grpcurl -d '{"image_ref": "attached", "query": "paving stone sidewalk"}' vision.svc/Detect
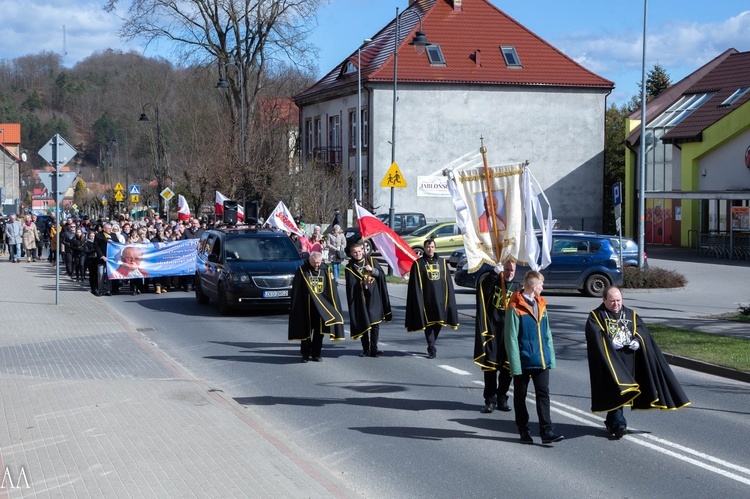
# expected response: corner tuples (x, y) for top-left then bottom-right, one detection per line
(0, 259), (355, 499)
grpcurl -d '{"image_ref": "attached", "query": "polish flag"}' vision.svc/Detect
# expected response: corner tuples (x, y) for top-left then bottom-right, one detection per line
(266, 201), (303, 235)
(355, 203), (418, 278)
(215, 191), (244, 221)
(177, 195), (191, 221)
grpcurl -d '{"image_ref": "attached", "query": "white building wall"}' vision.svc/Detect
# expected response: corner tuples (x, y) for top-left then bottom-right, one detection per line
(699, 127), (750, 190)
(369, 83), (608, 231)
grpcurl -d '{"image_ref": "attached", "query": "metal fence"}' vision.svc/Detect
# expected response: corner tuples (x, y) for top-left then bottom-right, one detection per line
(698, 232), (750, 260)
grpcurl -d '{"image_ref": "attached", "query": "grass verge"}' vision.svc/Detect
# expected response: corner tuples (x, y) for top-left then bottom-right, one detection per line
(649, 324), (750, 372)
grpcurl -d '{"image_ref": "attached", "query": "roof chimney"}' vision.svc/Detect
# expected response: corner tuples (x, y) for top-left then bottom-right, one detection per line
(474, 49), (481, 67)
(453, 0), (463, 11)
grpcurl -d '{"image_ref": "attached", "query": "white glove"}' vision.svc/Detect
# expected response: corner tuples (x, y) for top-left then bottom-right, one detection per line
(629, 340), (640, 351)
(611, 339), (624, 350)
(494, 264), (503, 275)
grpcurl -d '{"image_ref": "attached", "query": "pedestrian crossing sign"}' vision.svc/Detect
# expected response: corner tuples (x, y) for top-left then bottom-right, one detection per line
(380, 162), (407, 188)
(129, 185), (140, 195)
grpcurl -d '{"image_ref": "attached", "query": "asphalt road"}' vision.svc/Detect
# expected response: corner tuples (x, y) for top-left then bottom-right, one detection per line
(107, 253), (750, 498)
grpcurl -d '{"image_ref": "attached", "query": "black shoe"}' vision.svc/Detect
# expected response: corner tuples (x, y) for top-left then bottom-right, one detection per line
(520, 432), (534, 444)
(359, 351), (370, 357)
(541, 433), (564, 444)
(370, 350), (383, 357)
(612, 426), (627, 438)
(301, 357), (309, 363)
(103, 291), (112, 296)
(497, 397), (511, 412)
(92, 291), (101, 297)
(481, 402), (496, 414)
(312, 356), (322, 362)
(427, 352), (436, 359)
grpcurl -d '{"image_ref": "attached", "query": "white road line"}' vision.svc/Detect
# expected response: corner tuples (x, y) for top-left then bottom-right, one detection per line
(445, 367), (750, 485)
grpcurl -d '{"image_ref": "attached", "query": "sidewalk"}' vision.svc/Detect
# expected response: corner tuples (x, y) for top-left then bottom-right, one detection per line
(0, 259), (355, 498)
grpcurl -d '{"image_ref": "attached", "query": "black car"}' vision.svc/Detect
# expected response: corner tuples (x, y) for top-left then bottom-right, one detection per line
(344, 212), (427, 255)
(194, 227), (303, 314)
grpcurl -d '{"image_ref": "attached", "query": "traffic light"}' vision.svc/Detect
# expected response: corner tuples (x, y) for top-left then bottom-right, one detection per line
(223, 200), (239, 225)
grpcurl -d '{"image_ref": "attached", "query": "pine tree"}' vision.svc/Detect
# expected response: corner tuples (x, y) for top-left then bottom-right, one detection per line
(632, 63), (672, 107)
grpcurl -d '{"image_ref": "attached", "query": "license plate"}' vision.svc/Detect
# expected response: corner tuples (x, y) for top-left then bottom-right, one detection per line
(263, 290), (289, 298)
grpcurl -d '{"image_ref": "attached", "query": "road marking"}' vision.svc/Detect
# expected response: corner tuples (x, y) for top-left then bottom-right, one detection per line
(439, 366), (472, 375)
(445, 368), (750, 485)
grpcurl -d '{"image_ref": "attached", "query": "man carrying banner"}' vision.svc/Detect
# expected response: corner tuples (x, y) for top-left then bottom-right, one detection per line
(288, 251), (345, 362)
(345, 242), (391, 357)
(405, 239), (458, 359)
(475, 260), (516, 414)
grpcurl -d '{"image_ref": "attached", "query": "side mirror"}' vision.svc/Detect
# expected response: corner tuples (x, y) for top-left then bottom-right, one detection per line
(207, 253), (219, 263)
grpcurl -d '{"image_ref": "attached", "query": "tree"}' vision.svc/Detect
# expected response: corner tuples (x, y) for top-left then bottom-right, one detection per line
(603, 103), (630, 234)
(632, 63), (672, 108)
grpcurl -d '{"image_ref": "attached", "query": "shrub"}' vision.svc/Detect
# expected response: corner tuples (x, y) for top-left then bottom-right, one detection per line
(622, 266), (687, 289)
(738, 303), (750, 316)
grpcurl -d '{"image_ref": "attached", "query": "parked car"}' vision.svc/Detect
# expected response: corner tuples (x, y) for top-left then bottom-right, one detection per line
(401, 222), (463, 257)
(454, 233), (623, 297)
(344, 212), (427, 255)
(447, 248), (465, 268)
(194, 227), (303, 314)
(605, 236), (648, 268)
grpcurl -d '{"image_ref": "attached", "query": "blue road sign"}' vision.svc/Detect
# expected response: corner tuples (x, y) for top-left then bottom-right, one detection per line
(129, 185), (140, 195)
(612, 182), (622, 206)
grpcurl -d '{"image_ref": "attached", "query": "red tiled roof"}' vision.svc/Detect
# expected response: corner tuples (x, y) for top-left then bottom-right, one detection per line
(660, 51), (750, 144)
(296, 0), (612, 102)
(0, 123), (21, 144)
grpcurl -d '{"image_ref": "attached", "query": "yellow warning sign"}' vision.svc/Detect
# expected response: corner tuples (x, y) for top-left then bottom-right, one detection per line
(130, 194), (139, 203)
(380, 162), (407, 188)
(114, 182), (124, 192)
(114, 191), (124, 202)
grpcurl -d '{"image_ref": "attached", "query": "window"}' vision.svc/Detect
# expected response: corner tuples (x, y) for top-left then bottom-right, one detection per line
(348, 109), (357, 149)
(343, 61), (356, 75)
(426, 45), (446, 66)
(720, 86), (750, 106)
(314, 117), (322, 149)
(305, 119), (313, 158)
(501, 46), (521, 67)
(329, 115), (340, 149)
(361, 108), (369, 148)
(650, 93), (714, 128)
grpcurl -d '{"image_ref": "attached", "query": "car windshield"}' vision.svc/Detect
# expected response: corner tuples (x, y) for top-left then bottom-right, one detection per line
(224, 237), (298, 262)
(409, 224), (440, 237)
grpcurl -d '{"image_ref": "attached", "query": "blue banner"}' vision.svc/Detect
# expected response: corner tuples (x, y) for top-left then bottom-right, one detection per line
(106, 240), (198, 279)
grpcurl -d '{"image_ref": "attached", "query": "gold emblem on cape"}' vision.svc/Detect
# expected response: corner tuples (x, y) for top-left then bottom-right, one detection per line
(309, 276), (324, 294)
(492, 285), (512, 310)
(426, 263), (440, 281)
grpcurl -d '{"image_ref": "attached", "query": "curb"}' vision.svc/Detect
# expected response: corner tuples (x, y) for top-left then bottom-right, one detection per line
(663, 354), (750, 384)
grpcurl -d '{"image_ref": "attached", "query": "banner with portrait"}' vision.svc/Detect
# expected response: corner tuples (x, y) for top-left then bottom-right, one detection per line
(106, 239), (199, 279)
(448, 163), (552, 272)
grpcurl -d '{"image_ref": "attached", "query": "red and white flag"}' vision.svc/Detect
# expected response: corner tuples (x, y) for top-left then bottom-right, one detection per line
(266, 201), (303, 235)
(355, 203), (418, 278)
(177, 194), (191, 221)
(215, 191), (244, 221)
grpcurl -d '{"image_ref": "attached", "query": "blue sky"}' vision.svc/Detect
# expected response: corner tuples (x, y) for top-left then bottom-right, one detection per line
(1, 0), (748, 105)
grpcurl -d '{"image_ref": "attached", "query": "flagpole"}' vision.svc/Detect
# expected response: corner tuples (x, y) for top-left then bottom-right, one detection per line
(479, 137), (507, 304)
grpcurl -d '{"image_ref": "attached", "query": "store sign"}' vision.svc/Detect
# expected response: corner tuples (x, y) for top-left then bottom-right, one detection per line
(416, 176), (450, 197)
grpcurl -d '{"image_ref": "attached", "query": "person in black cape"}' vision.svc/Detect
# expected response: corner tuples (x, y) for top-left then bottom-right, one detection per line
(288, 251), (345, 362)
(475, 261), (516, 414)
(345, 242), (392, 357)
(585, 286), (691, 438)
(405, 239), (459, 358)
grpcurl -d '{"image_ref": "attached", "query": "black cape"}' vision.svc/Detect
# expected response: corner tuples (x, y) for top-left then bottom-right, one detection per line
(585, 304), (691, 413)
(405, 255), (459, 332)
(345, 256), (392, 339)
(288, 261), (345, 341)
(474, 272), (514, 370)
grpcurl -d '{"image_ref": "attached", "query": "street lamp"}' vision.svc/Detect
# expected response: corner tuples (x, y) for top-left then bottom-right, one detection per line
(637, 0), (648, 269)
(357, 38), (373, 204)
(0, 128), (5, 215)
(139, 103), (165, 216)
(389, 6), (431, 231)
(216, 58), (245, 166)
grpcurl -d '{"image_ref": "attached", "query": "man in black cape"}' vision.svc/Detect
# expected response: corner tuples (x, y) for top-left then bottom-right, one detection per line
(288, 251), (345, 362)
(585, 286), (690, 438)
(405, 239), (459, 358)
(474, 261), (516, 413)
(345, 242), (392, 357)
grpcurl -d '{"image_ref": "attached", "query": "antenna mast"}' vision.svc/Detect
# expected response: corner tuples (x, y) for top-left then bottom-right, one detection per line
(62, 25), (68, 56)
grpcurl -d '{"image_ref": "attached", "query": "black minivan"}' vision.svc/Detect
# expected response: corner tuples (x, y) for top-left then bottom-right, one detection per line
(194, 227), (302, 314)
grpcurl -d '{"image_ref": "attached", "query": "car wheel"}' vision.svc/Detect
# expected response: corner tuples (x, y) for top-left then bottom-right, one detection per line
(583, 273), (610, 297)
(363, 240), (373, 254)
(412, 247), (424, 258)
(195, 277), (209, 304)
(217, 282), (231, 315)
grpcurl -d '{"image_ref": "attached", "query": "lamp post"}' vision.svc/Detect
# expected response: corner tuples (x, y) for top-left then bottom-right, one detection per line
(0, 128), (5, 215)
(139, 103), (165, 216)
(637, 0), (648, 269)
(357, 39), (373, 204)
(389, 7), (431, 231)
(216, 58), (245, 166)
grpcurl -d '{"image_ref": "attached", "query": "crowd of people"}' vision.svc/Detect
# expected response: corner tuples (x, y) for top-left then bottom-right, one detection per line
(288, 235), (690, 445)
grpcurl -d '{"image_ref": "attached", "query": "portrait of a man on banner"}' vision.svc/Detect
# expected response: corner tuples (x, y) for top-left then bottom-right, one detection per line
(477, 192), (506, 234)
